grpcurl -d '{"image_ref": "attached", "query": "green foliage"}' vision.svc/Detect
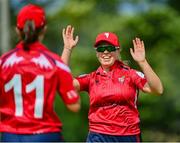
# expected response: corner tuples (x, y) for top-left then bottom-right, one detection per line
(55, 92), (89, 141)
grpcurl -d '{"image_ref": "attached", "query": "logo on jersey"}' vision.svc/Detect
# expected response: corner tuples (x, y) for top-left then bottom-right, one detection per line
(118, 76), (125, 83)
(31, 54), (53, 69)
(2, 53), (24, 68)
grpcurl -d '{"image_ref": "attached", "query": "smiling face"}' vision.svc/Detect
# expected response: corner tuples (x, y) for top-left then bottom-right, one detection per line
(96, 42), (120, 71)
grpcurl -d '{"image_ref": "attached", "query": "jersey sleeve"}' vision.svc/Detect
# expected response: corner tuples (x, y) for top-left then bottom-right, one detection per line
(0, 58), (2, 94)
(130, 69), (147, 90)
(76, 74), (90, 91)
(56, 60), (79, 104)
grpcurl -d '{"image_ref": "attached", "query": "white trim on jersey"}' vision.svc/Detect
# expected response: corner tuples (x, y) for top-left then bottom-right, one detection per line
(78, 74), (88, 78)
(55, 60), (71, 73)
(2, 53), (24, 68)
(31, 54), (53, 69)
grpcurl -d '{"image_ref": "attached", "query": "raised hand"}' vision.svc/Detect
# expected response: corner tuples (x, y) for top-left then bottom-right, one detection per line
(130, 38), (146, 63)
(62, 25), (79, 50)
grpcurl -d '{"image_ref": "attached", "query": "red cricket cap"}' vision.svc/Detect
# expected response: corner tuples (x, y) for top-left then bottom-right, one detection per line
(17, 4), (46, 29)
(94, 32), (120, 47)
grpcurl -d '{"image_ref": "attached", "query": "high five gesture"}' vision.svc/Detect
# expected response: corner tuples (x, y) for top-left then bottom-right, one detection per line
(131, 38), (163, 95)
(62, 25), (79, 65)
(130, 38), (146, 63)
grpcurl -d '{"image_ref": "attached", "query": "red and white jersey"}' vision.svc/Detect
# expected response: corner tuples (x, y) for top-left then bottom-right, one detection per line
(0, 41), (79, 134)
(76, 60), (147, 136)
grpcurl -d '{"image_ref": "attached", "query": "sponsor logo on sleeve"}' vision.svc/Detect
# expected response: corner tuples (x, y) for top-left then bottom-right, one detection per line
(136, 71), (145, 78)
(67, 90), (78, 99)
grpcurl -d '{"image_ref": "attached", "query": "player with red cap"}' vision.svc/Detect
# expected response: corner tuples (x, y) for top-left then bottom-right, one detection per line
(0, 4), (80, 142)
(61, 25), (163, 142)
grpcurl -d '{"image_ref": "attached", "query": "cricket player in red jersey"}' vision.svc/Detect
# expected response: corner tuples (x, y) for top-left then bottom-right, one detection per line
(0, 4), (80, 142)
(61, 25), (163, 142)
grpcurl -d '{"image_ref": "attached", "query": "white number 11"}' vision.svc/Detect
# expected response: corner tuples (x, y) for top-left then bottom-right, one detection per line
(4, 74), (44, 118)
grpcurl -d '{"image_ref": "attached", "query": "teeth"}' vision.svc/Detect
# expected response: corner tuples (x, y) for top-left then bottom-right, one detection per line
(101, 54), (111, 59)
(103, 57), (111, 59)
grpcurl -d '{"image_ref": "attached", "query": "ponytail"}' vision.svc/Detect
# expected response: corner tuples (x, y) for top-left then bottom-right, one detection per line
(21, 20), (43, 51)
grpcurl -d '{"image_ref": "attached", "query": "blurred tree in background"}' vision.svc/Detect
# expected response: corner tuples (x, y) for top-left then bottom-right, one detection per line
(1, 0), (180, 141)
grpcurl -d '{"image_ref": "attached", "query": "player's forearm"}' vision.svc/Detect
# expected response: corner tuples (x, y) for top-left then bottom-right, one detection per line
(61, 47), (72, 65)
(138, 59), (163, 95)
(66, 98), (81, 112)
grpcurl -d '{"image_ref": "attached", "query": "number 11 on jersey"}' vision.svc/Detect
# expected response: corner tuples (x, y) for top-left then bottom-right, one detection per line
(5, 74), (44, 118)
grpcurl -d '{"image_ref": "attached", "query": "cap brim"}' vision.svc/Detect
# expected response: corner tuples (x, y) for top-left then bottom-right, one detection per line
(94, 40), (117, 47)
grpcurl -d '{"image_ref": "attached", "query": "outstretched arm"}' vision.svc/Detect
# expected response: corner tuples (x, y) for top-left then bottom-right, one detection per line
(61, 25), (79, 65)
(61, 25), (80, 91)
(130, 38), (163, 95)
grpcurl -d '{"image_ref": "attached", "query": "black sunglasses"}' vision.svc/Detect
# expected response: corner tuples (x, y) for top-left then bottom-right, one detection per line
(95, 45), (118, 52)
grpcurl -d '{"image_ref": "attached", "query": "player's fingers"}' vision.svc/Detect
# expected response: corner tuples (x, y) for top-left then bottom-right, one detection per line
(71, 27), (74, 38)
(130, 48), (134, 56)
(62, 28), (65, 37)
(141, 41), (145, 51)
(136, 37), (141, 47)
(66, 25), (71, 35)
(74, 36), (79, 44)
(133, 39), (137, 50)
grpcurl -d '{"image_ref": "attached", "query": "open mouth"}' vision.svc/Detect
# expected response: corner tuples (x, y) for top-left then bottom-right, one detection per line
(101, 57), (112, 63)
(102, 55), (112, 60)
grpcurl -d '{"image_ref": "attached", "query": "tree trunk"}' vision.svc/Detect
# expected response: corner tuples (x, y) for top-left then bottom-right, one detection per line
(0, 0), (10, 54)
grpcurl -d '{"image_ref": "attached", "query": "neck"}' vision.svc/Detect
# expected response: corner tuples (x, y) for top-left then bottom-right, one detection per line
(102, 65), (110, 72)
